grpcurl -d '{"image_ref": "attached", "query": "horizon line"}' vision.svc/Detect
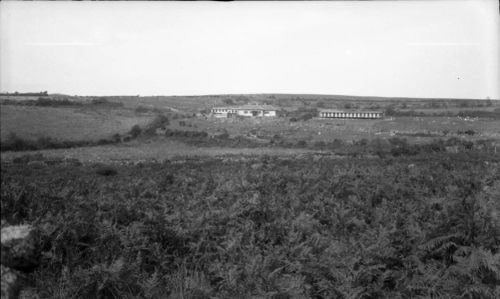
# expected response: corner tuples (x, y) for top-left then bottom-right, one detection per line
(0, 91), (498, 101)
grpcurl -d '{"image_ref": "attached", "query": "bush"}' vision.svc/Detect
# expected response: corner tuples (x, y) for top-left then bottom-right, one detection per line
(95, 165), (118, 176)
(129, 125), (142, 138)
(287, 108), (318, 122)
(90, 98), (124, 108)
(35, 98), (83, 107)
(313, 141), (326, 149)
(296, 140), (308, 147)
(97, 138), (114, 146)
(1, 133), (118, 152)
(134, 106), (152, 113)
(2, 133), (37, 151)
(144, 115), (170, 136)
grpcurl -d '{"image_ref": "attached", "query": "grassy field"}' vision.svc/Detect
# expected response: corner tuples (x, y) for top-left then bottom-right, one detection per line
(168, 116), (500, 143)
(0, 139), (320, 164)
(1, 95), (499, 155)
(0, 105), (154, 142)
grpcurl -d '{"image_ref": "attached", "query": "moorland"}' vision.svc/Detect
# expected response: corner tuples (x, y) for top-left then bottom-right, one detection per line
(1, 92), (500, 298)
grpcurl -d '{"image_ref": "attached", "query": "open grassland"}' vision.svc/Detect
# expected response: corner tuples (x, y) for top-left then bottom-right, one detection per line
(169, 116), (500, 142)
(5, 93), (493, 114)
(1, 153), (499, 298)
(108, 94), (498, 112)
(373, 116), (500, 138)
(2, 95), (499, 155)
(0, 139), (320, 164)
(0, 105), (154, 142)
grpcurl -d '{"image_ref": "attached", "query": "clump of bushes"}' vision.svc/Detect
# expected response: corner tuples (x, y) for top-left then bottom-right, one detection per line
(134, 105), (161, 114)
(296, 140), (307, 147)
(129, 125), (142, 138)
(287, 107), (318, 122)
(143, 115), (170, 136)
(0, 133), (120, 152)
(457, 129), (476, 136)
(90, 98), (124, 108)
(35, 97), (84, 107)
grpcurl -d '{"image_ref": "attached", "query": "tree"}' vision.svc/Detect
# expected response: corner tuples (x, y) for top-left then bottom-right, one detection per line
(316, 101), (326, 108)
(222, 98), (234, 105)
(385, 106), (397, 116)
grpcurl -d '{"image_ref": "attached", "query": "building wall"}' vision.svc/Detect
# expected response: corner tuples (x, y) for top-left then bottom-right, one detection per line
(211, 108), (277, 117)
(319, 111), (383, 119)
(263, 110), (276, 117)
(237, 110), (254, 117)
(236, 110), (276, 117)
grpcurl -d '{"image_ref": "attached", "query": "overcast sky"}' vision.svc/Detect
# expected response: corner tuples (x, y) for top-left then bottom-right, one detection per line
(0, 1), (498, 99)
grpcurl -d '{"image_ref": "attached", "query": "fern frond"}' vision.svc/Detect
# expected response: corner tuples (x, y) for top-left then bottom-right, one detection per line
(420, 233), (463, 253)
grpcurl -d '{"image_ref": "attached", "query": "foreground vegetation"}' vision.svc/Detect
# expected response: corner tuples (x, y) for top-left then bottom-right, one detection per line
(1, 152), (499, 298)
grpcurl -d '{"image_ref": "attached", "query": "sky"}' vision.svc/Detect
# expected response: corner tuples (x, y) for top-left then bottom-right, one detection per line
(0, 1), (498, 99)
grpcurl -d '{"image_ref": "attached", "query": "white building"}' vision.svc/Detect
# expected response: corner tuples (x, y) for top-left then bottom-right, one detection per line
(211, 104), (278, 118)
(318, 109), (384, 119)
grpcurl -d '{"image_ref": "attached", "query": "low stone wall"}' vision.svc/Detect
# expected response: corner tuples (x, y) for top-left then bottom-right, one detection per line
(1, 225), (40, 299)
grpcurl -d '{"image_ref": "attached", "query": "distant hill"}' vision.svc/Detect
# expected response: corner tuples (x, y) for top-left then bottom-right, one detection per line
(2, 92), (497, 113)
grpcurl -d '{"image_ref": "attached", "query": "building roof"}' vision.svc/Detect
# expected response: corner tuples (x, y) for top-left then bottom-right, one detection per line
(318, 109), (384, 114)
(213, 104), (279, 111)
(211, 106), (237, 110)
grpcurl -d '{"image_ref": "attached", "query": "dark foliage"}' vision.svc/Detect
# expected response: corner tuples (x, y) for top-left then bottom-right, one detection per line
(1, 153), (499, 297)
(143, 115), (170, 136)
(95, 165), (118, 176)
(0, 133), (119, 152)
(129, 125), (143, 138)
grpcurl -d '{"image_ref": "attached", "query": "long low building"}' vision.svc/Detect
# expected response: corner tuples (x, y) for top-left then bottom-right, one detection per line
(211, 104), (278, 117)
(319, 109), (384, 119)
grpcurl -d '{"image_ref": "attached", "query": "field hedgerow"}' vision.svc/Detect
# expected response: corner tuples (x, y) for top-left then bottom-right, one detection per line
(1, 153), (500, 298)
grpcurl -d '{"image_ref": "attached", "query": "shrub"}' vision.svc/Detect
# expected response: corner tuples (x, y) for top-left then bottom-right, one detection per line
(134, 106), (152, 113)
(90, 98), (124, 108)
(97, 138), (114, 146)
(35, 98), (83, 107)
(313, 141), (326, 149)
(329, 139), (344, 149)
(129, 125), (142, 138)
(2, 133), (37, 151)
(296, 140), (308, 147)
(144, 115), (170, 136)
(112, 133), (121, 143)
(222, 98), (234, 105)
(95, 165), (118, 176)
